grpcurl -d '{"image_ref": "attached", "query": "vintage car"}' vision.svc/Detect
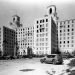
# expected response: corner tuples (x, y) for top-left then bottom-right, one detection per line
(40, 54), (63, 64)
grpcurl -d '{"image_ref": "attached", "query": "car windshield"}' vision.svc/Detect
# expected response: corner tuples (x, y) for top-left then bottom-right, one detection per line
(47, 55), (55, 58)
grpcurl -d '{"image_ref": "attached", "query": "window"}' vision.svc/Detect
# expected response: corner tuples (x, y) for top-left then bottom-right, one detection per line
(46, 28), (48, 32)
(40, 20), (42, 23)
(37, 21), (38, 24)
(46, 33), (48, 36)
(60, 41), (61, 44)
(46, 23), (48, 27)
(60, 34), (62, 36)
(64, 26), (65, 28)
(60, 30), (62, 32)
(72, 20), (74, 23)
(63, 45), (65, 47)
(46, 38), (48, 41)
(63, 33), (65, 36)
(60, 37), (62, 40)
(72, 29), (74, 31)
(40, 29), (42, 32)
(68, 25), (70, 28)
(37, 25), (38, 28)
(67, 33), (69, 35)
(67, 37), (69, 39)
(37, 30), (39, 33)
(67, 29), (69, 32)
(72, 36), (74, 39)
(64, 37), (65, 40)
(40, 25), (42, 27)
(46, 43), (48, 46)
(72, 40), (74, 43)
(43, 19), (44, 23)
(46, 19), (48, 22)
(37, 34), (38, 37)
(64, 29), (65, 32)
(72, 32), (74, 35)
(72, 45), (73, 47)
(67, 45), (69, 47)
(64, 41), (65, 43)
(67, 41), (69, 43)
(72, 24), (74, 27)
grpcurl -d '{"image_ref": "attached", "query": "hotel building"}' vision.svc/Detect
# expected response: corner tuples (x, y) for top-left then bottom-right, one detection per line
(34, 5), (58, 55)
(9, 15), (34, 56)
(0, 26), (16, 56)
(16, 26), (34, 55)
(58, 19), (75, 54)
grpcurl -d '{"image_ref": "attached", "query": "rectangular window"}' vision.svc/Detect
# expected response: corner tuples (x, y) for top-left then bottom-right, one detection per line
(64, 29), (65, 32)
(72, 20), (74, 23)
(72, 40), (74, 43)
(37, 25), (39, 28)
(67, 33), (69, 35)
(72, 29), (74, 31)
(64, 26), (65, 28)
(40, 20), (42, 23)
(72, 32), (74, 35)
(67, 37), (69, 39)
(37, 30), (39, 33)
(46, 19), (48, 22)
(60, 30), (62, 32)
(64, 33), (65, 36)
(64, 41), (65, 43)
(60, 41), (61, 44)
(46, 28), (48, 32)
(46, 23), (48, 27)
(67, 45), (69, 47)
(46, 38), (48, 41)
(71, 36), (74, 39)
(68, 25), (70, 28)
(64, 37), (65, 40)
(67, 29), (69, 32)
(67, 41), (69, 43)
(63, 45), (65, 47)
(46, 33), (48, 36)
(72, 45), (73, 47)
(43, 19), (44, 23)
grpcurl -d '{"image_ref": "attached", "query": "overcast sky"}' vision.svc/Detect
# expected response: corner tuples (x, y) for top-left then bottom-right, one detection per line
(0, 0), (75, 27)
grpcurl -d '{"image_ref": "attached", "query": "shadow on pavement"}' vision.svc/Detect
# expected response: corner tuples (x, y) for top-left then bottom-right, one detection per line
(19, 69), (35, 72)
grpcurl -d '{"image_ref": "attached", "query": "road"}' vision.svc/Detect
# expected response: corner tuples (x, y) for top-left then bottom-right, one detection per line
(0, 58), (70, 75)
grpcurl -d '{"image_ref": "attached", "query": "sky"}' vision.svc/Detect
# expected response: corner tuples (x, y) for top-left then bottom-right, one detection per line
(0, 0), (75, 27)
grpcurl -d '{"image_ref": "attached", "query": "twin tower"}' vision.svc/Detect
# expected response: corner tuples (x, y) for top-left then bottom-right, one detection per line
(11, 5), (57, 28)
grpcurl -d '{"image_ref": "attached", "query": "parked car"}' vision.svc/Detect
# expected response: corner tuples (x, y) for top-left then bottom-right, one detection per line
(40, 54), (63, 64)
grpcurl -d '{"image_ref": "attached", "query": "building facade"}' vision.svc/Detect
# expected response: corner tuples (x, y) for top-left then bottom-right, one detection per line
(0, 26), (16, 56)
(16, 26), (34, 55)
(34, 5), (58, 55)
(58, 19), (75, 54)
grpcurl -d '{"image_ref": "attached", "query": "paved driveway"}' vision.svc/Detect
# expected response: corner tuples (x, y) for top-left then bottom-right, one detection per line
(0, 58), (70, 75)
